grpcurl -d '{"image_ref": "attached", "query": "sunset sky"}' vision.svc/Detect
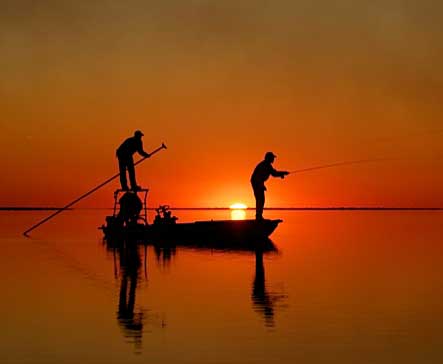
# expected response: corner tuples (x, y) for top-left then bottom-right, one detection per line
(1, 0), (442, 208)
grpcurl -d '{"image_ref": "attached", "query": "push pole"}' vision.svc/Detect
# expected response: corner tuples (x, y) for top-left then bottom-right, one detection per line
(23, 143), (167, 237)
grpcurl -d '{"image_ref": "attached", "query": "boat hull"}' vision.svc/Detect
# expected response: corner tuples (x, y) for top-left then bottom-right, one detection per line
(102, 218), (282, 247)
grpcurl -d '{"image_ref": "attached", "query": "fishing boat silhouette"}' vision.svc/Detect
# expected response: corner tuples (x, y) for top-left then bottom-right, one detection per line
(101, 190), (282, 248)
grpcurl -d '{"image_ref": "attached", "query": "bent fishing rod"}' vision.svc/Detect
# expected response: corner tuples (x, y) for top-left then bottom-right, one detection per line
(23, 142), (167, 237)
(288, 158), (390, 174)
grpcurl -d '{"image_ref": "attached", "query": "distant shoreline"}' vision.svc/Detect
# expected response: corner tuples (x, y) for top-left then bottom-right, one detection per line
(1, 207), (442, 211)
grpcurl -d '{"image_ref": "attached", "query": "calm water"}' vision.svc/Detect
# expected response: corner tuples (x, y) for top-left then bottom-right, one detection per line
(1, 210), (442, 363)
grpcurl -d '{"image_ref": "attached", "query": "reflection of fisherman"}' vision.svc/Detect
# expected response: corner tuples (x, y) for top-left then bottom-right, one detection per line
(104, 240), (166, 354)
(252, 248), (287, 328)
(252, 249), (274, 327)
(117, 243), (144, 353)
(251, 152), (289, 220)
(116, 130), (151, 191)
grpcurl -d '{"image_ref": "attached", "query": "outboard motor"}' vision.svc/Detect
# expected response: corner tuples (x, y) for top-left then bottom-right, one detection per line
(100, 188), (149, 239)
(118, 192), (143, 226)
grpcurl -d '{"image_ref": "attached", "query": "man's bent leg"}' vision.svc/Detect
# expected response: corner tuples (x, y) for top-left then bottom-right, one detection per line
(118, 158), (129, 190)
(253, 187), (265, 220)
(127, 157), (138, 190)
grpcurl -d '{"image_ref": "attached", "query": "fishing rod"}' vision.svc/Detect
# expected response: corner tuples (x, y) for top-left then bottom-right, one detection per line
(23, 143), (167, 237)
(288, 158), (389, 174)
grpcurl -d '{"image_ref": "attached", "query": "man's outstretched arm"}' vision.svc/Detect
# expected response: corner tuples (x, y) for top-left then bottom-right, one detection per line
(137, 141), (151, 158)
(277, 170), (290, 178)
(270, 167), (289, 178)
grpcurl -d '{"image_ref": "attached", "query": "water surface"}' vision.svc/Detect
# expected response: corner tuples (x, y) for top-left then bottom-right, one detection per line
(1, 210), (442, 363)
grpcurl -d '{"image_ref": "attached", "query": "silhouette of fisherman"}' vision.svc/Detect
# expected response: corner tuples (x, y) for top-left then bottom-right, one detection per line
(117, 131), (150, 191)
(251, 152), (289, 220)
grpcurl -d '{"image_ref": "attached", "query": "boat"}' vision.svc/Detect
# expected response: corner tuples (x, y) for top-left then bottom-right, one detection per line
(102, 216), (282, 243)
(100, 191), (282, 248)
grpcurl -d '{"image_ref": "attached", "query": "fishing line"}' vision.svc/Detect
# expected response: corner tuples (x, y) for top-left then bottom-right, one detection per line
(289, 158), (392, 174)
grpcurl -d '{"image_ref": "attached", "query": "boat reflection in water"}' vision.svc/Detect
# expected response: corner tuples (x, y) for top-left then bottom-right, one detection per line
(153, 243), (176, 266)
(104, 233), (286, 351)
(105, 239), (164, 354)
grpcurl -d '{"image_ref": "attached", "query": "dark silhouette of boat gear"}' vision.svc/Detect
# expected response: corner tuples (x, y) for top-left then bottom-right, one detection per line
(118, 192), (143, 225)
(153, 205), (178, 225)
(105, 189), (149, 230)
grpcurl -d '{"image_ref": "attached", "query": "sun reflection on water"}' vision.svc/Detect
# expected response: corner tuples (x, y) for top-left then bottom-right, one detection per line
(230, 209), (246, 220)
(229, 203), (247, 220)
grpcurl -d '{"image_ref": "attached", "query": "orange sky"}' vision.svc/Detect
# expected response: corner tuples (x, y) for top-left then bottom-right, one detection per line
(1, 0), (442, 207)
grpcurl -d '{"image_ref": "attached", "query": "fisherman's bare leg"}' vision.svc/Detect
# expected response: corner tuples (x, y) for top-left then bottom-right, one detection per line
(118, 158), (129, 190)
(253, 187), (265, 220)
(127, 157), (138, 190)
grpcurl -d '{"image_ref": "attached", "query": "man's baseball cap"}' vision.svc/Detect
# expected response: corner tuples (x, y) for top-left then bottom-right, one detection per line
(265, 151), (276, 159)
(134, 130), (144, 137)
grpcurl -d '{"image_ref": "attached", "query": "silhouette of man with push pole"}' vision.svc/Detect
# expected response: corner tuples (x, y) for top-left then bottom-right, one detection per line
(117, 130), (151, 191)
(251, 152), (289, 220)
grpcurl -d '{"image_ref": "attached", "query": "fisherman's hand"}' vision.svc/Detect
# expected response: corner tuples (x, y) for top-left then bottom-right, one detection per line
(144, 153), (151, 158)
(281, 171), (290, 179)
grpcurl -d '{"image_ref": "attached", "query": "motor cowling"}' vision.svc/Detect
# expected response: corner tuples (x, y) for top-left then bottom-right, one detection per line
(118, 192), (143, 224)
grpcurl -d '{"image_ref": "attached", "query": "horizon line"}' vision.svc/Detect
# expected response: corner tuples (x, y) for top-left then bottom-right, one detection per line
(1, 206), (442, 211)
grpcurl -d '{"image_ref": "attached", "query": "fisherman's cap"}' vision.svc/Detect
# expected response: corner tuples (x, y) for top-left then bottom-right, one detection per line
(134, 130), (144, 137)
(265, 151), (276, 159)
